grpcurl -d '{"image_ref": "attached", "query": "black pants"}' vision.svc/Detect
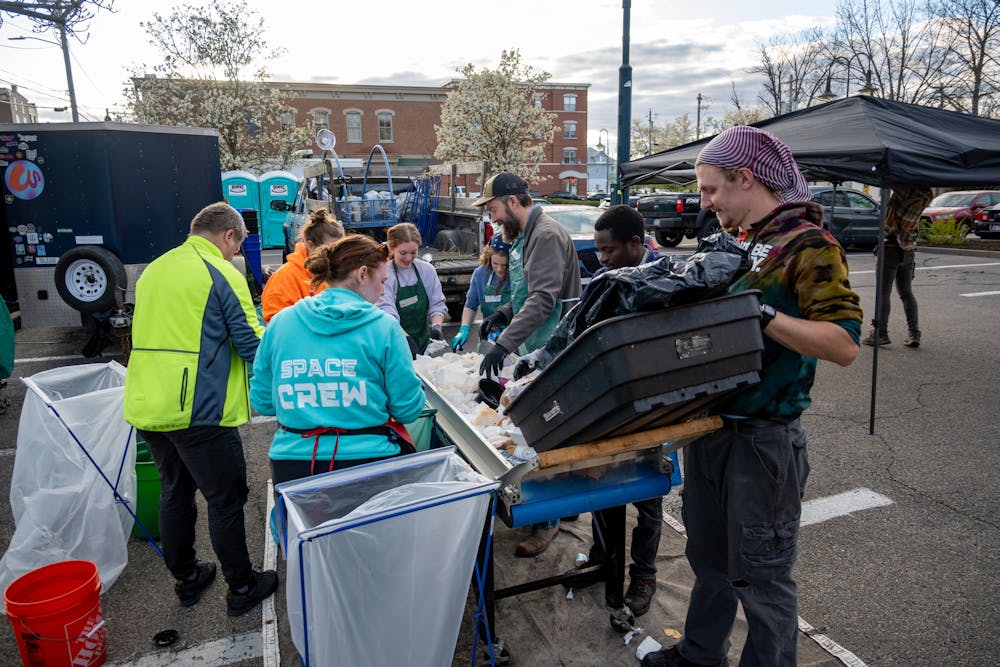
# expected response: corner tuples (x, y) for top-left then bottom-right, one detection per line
(874, 244), (918, 334)
(139, 426), (252, 588)
(588, 496), (663, 579)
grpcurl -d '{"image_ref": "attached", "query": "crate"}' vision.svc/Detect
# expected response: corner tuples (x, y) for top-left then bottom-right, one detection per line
(505, 291), (764, 452)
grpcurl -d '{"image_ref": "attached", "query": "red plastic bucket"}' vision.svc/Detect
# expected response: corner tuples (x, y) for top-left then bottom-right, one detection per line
(4, 560), (106, 667)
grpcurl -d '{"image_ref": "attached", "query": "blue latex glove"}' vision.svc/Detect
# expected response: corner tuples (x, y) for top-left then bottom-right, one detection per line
(451, 324), (470, 352)
(479, 342), (508, 379)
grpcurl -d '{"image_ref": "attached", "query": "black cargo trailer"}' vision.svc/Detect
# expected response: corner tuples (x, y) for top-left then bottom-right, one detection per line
(0, 122), (222, 327)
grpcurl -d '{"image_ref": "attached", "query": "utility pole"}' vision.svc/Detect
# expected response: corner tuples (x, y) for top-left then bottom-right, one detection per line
(696, 93), (703, 139)
(614, 0), (632, 206)
(58, 24), (78, 122)
(647, 108), (655, 155)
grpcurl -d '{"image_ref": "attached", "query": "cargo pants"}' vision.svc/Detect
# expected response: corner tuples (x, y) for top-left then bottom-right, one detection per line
(677, 417), (809, 667)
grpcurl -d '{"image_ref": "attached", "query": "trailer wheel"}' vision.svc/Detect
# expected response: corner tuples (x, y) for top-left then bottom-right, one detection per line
(655, 229), (683, 247)
(55, 246), (127, 314)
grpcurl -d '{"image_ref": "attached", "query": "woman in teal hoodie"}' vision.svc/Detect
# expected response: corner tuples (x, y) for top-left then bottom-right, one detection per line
(250, 235), (425, 485)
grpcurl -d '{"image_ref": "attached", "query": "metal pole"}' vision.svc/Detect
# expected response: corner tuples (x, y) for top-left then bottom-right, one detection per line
(647, 108), (653, 155)
(696, 93), (702, 139)
(614, 0), (632, 206)
(869, 187), (889, 435)
(58, 24), (79, 122)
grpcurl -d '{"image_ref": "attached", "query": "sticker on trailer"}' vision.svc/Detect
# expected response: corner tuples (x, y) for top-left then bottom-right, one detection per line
(75, 235), (104, 244)
(228, 184), (247, 196)
(270, 184), (289, 196)
(4, 159), (45, 200)
(36, 257), (57, 265)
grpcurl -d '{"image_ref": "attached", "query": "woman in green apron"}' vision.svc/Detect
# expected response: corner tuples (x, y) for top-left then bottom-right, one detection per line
(450, 234), (512, 351)
(377, 223), (447, 354)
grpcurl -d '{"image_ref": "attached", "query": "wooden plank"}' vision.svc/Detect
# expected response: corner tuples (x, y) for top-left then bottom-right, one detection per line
(536, 416), (722, 469)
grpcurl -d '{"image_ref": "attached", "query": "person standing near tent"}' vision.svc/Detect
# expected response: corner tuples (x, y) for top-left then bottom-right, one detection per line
(124, 202), (278, 618)
(450, 234), (512, 352)
(566, 204), (671, 618)
(863, 187), (933, 348)
(261, 209), (344, 323)
(0, 297), (12, 414)
(251, 234), (425, 486)
(475, 172), (581, 558)
(377, 223), (447, 354)
(642, 126), (862, 667)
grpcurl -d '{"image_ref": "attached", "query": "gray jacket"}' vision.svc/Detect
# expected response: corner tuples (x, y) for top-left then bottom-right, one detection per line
(497, 207), (581, 352)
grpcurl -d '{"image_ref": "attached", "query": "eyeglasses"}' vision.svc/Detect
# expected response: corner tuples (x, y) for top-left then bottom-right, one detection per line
(360, 241), (388, 261)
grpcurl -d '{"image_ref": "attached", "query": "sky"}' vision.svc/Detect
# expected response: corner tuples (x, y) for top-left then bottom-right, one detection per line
(0, 0), (838, 152)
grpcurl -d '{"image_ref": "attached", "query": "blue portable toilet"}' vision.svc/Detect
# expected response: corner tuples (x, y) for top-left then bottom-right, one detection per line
(221, 170), (261, 217)
(259, 171), (301, 249)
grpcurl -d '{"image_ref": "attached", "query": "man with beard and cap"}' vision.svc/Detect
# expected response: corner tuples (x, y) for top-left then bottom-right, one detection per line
(474, 172), (581, 558)
(642, 126), (863, 667)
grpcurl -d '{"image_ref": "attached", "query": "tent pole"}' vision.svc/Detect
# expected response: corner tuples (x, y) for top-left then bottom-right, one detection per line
(869, 187), (889, 435)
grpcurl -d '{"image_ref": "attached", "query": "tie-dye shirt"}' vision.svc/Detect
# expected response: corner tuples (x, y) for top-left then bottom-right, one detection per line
(725, 204), (863, 419)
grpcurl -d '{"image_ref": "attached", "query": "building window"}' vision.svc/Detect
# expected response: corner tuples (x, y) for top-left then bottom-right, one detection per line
(345, 110), (362, 143)
(278, 111), (296, 129)
(563, 94), (577, 111)
(534, 93), (543, 109)
(563, 121), (577, 139)
(563, 148), (577, 164)
(311, 108), (330, 129)
(377, 110), (394, 142)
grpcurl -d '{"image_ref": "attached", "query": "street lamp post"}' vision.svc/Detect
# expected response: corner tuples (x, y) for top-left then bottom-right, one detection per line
(818, 54), (876, 102)
(9, 30), (78, 122)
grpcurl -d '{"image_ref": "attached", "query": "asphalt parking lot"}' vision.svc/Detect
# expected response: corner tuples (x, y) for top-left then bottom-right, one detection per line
(0, 242), (997, 666)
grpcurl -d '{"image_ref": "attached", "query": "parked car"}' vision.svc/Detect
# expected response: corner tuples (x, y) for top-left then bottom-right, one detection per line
(545, 190), (581, 200)
(922, 190), (1000, 234)
(979, 204), (1000, 239)
(531, 198), (552, 206)
(809, 186), (881, 248)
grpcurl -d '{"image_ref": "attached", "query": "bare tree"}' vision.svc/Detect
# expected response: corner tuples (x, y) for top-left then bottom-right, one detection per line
(0, 0), (114, 33)
(932, 0), (1000, 115)
(751, 29), (831, 115)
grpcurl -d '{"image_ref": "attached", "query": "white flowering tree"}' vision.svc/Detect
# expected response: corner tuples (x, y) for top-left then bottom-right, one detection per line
(125, 0), (309, 171)
(434, 49), (555, 184)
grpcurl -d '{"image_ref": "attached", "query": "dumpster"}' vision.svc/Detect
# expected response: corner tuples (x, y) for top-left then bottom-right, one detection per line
(0, 361), (136, 610)
(277, 447), (497, 666)
(259, 171), (300, 249)
(222, 170), (260, 217)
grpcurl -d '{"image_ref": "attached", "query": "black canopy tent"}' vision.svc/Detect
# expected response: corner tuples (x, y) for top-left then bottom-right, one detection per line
(619, 96), (1000, 434)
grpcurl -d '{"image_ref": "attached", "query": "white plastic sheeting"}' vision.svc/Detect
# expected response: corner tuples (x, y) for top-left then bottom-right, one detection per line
(277, 447), (497, 666)
(0, 362), (136, 610)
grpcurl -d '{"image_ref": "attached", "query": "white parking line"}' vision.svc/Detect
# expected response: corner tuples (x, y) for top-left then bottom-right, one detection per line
(852, 260), (1000, 275)
(262, 480), (280, 667)
(13, 352), (122, 365)
(106, 631), (262, 667)
(800, 488), (894, 527)
(960, 290), (1000, 297)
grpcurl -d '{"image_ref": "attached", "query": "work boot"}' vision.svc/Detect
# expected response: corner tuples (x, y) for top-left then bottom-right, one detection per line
(624, 575), (657, 617)
(862, 329), (890, 346)
(641, 645), (728, 667)
(904, 329), (921, 348)
(226, 569), (279, 617)
(514, 525), (559, 558)
(174, 562), (217, 607)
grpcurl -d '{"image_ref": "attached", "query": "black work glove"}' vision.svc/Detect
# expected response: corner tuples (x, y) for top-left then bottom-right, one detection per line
(478, 310), (509, 341)
(479, 342), (509, 379)
(429, 324), (444, 341)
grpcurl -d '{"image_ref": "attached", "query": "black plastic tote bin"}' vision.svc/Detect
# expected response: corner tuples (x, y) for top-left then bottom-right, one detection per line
(506, 291), (764, 451)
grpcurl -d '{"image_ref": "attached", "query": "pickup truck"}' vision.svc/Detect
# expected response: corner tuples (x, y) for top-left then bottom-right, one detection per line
(635, 191), (706, 247)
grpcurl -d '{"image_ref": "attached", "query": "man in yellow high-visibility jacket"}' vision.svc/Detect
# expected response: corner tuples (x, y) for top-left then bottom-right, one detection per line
(125, 201), (277, 618)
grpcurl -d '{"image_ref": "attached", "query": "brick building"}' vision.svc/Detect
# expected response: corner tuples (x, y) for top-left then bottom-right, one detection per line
(0, 85), (39, 124)
(276, 79), (591, 196)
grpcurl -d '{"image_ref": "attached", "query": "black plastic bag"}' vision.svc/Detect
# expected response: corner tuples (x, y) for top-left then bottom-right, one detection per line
(544, 232), (747, 358)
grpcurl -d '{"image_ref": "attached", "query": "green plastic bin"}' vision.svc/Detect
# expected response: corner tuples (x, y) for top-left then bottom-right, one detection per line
(132, 439), (162, 539)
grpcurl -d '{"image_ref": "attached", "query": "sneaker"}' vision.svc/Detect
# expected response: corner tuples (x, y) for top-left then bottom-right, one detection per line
(174, 562), (217, 607)
(226, 569), (279, 617)
(862, 330), (891, 346)
(904, 329), (921, 348)
(624, 575), (657, 617)
(641, 645), (728, 667)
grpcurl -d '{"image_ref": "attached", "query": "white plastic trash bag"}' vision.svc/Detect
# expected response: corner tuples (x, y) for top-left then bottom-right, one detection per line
(278, 447), (498, 667)
(0, 361), (136, 610)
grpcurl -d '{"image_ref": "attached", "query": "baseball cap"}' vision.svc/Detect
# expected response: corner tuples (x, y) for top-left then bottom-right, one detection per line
(472, 172), (529, 207)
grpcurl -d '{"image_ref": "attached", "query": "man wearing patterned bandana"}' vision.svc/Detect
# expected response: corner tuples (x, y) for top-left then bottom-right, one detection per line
(642, 126), (863, 667)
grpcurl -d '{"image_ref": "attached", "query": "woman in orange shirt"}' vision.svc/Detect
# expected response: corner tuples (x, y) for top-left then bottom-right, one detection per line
(261, 209), (344, 323)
